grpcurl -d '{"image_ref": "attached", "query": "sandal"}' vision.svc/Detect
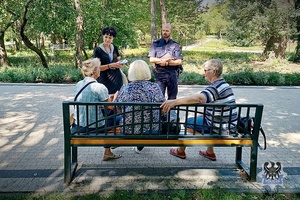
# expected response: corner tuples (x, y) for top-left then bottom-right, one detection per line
(199, 150), (216, 161)
(103, 154), (122, 161)
(170, 148), (186, 159)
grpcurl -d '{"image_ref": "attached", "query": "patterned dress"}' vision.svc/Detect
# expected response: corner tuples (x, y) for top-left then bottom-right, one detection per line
(114, 81), (165, 134)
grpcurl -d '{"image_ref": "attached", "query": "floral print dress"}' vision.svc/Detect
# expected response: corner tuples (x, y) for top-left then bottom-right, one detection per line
(114, 80), (165, 134)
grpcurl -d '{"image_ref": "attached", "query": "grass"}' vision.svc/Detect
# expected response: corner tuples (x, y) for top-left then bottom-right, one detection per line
(0, 189), (299, 200)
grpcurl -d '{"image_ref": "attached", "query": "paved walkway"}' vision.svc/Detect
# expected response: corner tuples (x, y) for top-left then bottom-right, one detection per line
(0, 83), (299, 195)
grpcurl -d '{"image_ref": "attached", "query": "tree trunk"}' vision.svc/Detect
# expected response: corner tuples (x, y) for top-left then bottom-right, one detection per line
(14, 21), (22, 51)
(160, 0), (167, 26)
(40, 32), (45, 49)
(0, 31), (9, 67)
(151, 0), (157, 42)
(74, 0), (84, 68)
(83, 48), (88, 60)
(295, 0), (300, 61)
(0, 17), (19, 67)
(262, 35), (288, 59)
(20, 0), (48, 68)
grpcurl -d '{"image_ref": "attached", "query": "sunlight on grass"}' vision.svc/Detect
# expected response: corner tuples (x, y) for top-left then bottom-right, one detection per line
(190, 40), (263, 52)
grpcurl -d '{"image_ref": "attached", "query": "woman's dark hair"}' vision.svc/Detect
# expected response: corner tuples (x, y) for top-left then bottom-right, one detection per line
(102, 27), (117, 37)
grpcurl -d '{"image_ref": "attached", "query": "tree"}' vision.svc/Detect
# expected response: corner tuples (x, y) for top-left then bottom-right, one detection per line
(151, 0), (157, 42)
(160, 0), (167, 25)
(294, 0), (300, 61)
(0, 1), (23, 67)
(74, 0), (84, 68)
(259, 1), (292, 59)
(203, 1), (229, 39)
(80, 0), (146, 49)
(165, 0), (203, 46)
(20, 0), (48, 68)
(0, 23), (13, 67)
(226, 0), (295, 59)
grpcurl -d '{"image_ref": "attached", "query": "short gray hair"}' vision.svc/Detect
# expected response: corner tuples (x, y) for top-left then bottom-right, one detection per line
(128, 60), (151, 81)
(203, 59), (223, 76)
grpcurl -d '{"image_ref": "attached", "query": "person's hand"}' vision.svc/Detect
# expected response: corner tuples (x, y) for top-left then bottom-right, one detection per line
(112, 91), (119, 102)
(160, 100), (177, 113)
(110, 62), (123, 69)
(109, 94), (114, 102)
(157, 59), (171, 66)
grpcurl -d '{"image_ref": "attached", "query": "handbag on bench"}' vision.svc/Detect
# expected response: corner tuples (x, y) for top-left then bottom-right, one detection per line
(237, 117), (267, 150)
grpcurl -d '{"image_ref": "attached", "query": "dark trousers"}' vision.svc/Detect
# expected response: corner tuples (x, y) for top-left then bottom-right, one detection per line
(155, 69), (178, 100)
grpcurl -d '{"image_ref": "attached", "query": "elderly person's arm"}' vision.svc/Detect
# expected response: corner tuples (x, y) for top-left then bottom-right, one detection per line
(160, 93), (207, 113)
(104, 91), (119, 110)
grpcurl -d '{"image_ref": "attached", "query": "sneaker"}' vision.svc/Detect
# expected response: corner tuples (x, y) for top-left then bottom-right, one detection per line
(102, 154), (122, 161)
(133, 147), (143, 154)
(170, 148), (186, 159)
(199, 150), (216, 161)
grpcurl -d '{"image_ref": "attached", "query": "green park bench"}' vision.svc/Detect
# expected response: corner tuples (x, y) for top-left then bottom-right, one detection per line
(62, 102), (264, 184)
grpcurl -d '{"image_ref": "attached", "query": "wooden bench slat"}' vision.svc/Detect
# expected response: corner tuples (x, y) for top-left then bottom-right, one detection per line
(70, 138), (253, 146)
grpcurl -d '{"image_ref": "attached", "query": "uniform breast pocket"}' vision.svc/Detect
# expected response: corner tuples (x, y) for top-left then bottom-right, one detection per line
(156, 47), (166, 57)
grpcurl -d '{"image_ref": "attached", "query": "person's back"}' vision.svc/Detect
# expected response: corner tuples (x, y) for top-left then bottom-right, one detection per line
(73, 58), (122, 161)
(115, 60), (165, 135)
(201, 78), (238, 134)
(75, 78), (108, 128)
(161, 59), (238, 160)
(74, 59), (109, 129)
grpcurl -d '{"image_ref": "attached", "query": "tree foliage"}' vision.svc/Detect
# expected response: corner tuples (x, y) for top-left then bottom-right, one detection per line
(1, 0), (300, 67)
(201, 1), (229, 39)
(225, 0), (297, 59)
(165, 0), (204, 46)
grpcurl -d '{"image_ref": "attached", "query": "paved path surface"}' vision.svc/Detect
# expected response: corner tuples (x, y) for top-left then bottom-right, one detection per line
(0, 83), (299, 195)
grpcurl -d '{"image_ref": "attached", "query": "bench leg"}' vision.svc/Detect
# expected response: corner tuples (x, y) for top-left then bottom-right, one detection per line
(64, 145), (78, 184)
(72, 146), (78, 163)
(235, 146), (242, 164)
(249, 145), (258, 182)
(64, 142), (71, 184)
(235, 146), (258, 182)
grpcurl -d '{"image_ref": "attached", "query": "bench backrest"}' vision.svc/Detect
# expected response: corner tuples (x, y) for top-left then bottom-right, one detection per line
(63, 102), (264, 140)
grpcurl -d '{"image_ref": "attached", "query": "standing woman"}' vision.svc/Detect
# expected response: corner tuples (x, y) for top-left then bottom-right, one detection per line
(93, 27), (125, 95)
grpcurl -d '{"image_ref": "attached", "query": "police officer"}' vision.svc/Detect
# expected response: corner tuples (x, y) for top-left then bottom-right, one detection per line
(148, 23), (183, 100)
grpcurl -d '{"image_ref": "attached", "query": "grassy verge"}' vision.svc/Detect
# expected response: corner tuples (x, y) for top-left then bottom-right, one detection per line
(1, 189), (299, 200)
(1, 48), (300, 86)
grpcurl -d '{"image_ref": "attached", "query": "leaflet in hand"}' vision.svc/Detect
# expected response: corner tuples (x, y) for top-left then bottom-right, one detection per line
(119, 59), (128, 64)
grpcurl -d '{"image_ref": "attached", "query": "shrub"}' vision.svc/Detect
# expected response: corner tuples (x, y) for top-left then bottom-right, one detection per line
(2, 50), (299, 86)
(180, 72), (206, 85)
(284, 73), (300, 86)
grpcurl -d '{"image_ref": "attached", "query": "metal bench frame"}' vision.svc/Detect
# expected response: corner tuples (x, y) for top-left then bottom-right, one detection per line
(63, 102), (264, 184)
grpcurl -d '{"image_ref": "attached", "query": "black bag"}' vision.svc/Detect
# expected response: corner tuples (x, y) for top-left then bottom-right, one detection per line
(162, 110), (181, 135)
(237, 117), (267, 150)
(177, 64), (183, 75)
